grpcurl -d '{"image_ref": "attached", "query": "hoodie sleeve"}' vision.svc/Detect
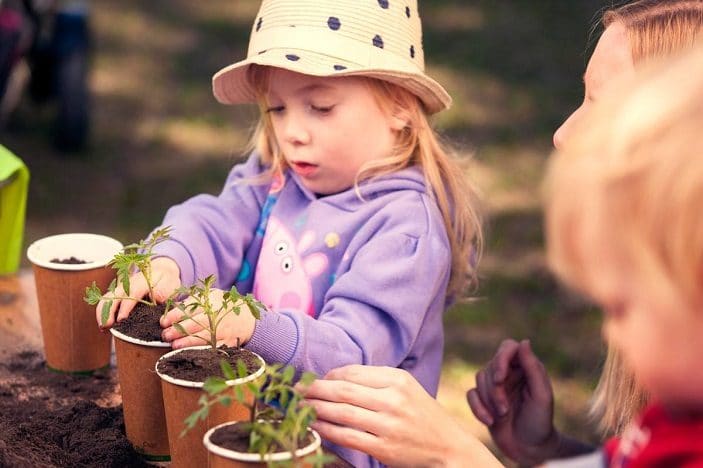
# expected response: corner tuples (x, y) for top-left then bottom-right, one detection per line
(245, 195), (451, 392)
(151, 153), (270, 288)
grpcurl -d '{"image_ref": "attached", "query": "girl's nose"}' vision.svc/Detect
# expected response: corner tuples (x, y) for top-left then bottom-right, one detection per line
(281, 116), (311, 146)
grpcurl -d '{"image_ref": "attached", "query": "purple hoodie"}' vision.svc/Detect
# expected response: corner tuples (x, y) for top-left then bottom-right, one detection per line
(153, 152), (452, 467)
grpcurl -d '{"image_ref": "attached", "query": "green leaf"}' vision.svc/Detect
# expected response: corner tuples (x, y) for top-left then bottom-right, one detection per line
(203, 376), (229, 395)
(236, 359), (248, 379)
(173, 322), (188, 336)
(299, 371), (317, 387)
(282, 365), (295, 384)
(220, 360), (236, 380)
(100, 301), (112, 326)
(83, 282), (102, 305)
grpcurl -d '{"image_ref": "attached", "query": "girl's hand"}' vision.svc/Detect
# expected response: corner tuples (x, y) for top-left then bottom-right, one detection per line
(159, 289), (257, 349)
(96, 257), (181, 329)
(302, 365), (503, 468)
(466, 339), (559, 466)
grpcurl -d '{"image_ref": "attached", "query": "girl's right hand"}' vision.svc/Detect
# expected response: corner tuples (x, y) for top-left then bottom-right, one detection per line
(466, 339), (560, 466)
(95, 257), (182, 329)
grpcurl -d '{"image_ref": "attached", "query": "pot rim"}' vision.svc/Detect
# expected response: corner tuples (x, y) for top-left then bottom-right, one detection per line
(155, 345), (266, 387)
(203, 421), (322, 462)
(26, 233), (123, 271)
(110, 328), (171, 348)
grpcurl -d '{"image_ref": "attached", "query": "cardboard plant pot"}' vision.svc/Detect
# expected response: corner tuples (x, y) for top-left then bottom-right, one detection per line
(203, 421), (322, 468)
(156, 346), (266, 468)
(110, 328), (172, 462)
(26, 233), (122, 373)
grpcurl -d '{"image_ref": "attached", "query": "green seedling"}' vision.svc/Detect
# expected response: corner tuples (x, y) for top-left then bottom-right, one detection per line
(186, 362), (333, 467)
(172, 274), (264, 353)
(84, 226), (175, 326)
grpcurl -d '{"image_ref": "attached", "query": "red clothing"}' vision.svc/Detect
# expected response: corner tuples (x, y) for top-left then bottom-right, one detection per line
(604, 403), (703, 467)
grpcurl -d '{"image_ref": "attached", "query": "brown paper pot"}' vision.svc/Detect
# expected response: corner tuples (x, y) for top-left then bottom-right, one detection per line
(26, 233), (123, 373)
(156, 346), (266, 468)
(203, 422), (322, 468)
(111, 328), (172, 461)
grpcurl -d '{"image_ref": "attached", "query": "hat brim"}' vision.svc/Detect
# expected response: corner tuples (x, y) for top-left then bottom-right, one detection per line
(212, 48), (452, 115)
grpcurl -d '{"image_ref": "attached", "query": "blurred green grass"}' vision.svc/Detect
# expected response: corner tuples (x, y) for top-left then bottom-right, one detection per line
(2, 1), (615, 463)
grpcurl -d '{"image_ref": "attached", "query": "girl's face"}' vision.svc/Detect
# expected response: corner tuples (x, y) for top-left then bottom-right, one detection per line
(588, 248), (703, 409)
(265, 69), (405, 195)
(553, 22), (634, 150)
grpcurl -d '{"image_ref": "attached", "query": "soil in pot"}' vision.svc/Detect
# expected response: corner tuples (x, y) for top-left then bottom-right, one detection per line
(156, 346), (262, 382)
(0, 349), (149, 467)
(112, 302), (167, 342)
(50, 257), (88, 264)
(210, 421), (316, 454)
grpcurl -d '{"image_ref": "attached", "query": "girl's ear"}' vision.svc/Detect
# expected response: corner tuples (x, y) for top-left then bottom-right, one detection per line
(389, 107), (411, 132)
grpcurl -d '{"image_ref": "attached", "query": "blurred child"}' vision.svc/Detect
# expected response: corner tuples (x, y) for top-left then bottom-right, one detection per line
(469, 2), (703, 465)
(95, 1), (482, 466)
(543, 45), (703, 466)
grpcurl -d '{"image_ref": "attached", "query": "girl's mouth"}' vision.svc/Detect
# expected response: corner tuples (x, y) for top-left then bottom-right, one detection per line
(290, 161), (318, 177)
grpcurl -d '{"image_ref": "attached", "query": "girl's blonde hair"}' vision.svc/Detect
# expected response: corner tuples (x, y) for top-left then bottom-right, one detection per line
(583, 0), (703, 435)
(244, 65), (482, 297)
(545, 46), (703, 434)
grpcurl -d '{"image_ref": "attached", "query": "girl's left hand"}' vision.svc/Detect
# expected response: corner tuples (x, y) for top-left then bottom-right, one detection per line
(159, 289), (257, 349)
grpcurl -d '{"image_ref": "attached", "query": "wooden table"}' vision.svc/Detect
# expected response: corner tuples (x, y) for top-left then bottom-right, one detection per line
(0, 269), (43, 352)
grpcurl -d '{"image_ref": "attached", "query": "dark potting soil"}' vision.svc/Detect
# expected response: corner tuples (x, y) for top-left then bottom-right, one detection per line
(112, 302), (167, 342)
(209, 423), (353, 467)
(49, 257), (87, 264)
(209, 421), (315, 454)
(156, 346), (262, 383)
(0, 349), (149, 468)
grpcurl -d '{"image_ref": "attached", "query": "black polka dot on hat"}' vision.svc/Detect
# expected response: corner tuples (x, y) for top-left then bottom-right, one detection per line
(405, 6), (411, 18)
(286, 54), (300, 61)
(410, 45), (415, 58)
(327, 16), (341, 30)
(256, 17), (263, 32)
(373, 34), (384, 48)
(378, 0), (389, 8)
(334, 65), (347, 71)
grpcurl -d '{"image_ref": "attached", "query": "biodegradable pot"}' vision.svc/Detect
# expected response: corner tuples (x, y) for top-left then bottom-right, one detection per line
(156, 346), (266, 468)
(203, 422), (322, 468)
(110, 328), (172, 462)
(26, 233), (123, 373)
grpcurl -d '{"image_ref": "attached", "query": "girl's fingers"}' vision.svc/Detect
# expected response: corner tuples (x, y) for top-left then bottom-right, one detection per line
(170, 329), (211, 349)
(162, 313), (207, 341)
(475, 368), (500, 418)
(490, 339), (521, 383)
(517, 339), (553, 404)
(306, 397), (387, 435)
(466, 388), (495, 426)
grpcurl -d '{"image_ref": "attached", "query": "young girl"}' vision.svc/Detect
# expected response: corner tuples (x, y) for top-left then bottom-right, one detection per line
(543, 45), (703, 467)
(96, 1), (481, 466)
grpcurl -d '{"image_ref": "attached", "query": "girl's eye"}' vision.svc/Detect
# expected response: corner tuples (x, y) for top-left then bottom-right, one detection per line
(266, 106), (285, 114)
(311, 104), (334, 114)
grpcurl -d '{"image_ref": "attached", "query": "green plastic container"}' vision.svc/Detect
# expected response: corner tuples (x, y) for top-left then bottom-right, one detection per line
(0, 145), (30, 275)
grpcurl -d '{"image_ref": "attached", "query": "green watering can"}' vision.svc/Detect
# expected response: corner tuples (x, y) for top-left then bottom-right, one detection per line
(0, 145), (29, 275)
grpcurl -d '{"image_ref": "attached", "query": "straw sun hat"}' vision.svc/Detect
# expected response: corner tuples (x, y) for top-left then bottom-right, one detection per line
(212, 0), (451, 114)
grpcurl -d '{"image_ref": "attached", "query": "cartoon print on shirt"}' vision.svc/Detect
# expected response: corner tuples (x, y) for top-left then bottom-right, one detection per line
(253, 217), (329, 316)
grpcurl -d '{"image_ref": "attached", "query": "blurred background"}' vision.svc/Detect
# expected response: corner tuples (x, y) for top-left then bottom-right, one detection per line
(2, 0), (615, 463)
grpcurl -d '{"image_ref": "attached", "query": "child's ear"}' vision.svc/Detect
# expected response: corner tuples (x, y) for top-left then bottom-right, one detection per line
(389, 108), (411, 132)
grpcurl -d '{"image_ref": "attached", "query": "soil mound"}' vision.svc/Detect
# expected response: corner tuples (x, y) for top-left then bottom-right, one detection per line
(0, 349), (148, 467)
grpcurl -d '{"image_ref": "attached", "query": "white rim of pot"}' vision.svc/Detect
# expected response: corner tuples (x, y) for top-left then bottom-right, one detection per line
(155, 345), (266, 388)
(203, 421), (322, 463)
(26, 233), (124, 271)
(110, 328), (172, 348)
